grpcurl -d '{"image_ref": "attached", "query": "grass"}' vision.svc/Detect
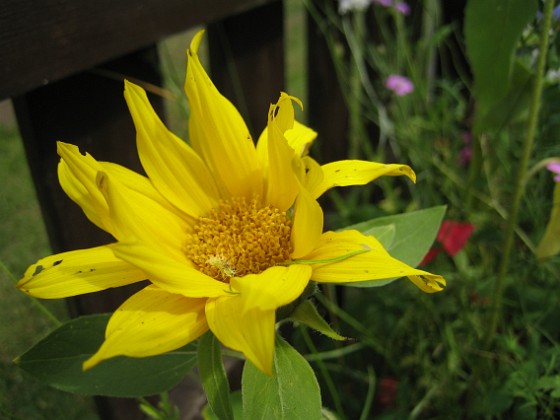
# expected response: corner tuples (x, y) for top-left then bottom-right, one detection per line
(0, 121), (99, 419)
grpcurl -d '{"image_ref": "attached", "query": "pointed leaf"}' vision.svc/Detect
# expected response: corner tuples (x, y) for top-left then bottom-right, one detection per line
(16, 314), (197, 397)
(242, 336), (322, 420)
(198, 332), (234, 420)
(365, 224), (396, 249)
(289, 300), (346, 341)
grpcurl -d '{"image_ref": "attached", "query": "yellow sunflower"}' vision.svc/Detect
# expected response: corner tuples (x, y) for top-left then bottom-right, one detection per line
(17, 30), (445, 375)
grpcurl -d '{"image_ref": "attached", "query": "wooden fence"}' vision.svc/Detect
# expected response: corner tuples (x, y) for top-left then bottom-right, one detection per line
(0, 0), (345, 418)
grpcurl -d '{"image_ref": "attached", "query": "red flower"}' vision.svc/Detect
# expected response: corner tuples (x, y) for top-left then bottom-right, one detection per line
(421, 220), (474, 265)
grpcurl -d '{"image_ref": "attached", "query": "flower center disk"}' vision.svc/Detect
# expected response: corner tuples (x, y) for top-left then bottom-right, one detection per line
(185, 196), (293, 282)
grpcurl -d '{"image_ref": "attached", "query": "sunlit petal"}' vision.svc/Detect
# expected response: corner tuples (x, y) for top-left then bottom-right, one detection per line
(83, 285), (208, 370)
(307, 160), (416, 199)
(57, 142), (114, 234)
(305, 230), (446, 291)
(263, 96), (300, 211)
(300, 156), (324, 192)
(124, 80), (220, 216)
(291, 186), (323, 259)
(111, 242), (231, 298)
(230, 265), (312, 312)
(96, 171), (190, 257)
(17, 245), (146, 299)
(285, 121), (317, 157)
(185, 30), (262, 198)
(206, 296), (275, 375)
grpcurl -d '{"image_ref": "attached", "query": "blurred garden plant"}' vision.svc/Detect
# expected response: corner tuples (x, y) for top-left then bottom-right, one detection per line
(301, 0), (560, 417)
(13, 30), (447, 418)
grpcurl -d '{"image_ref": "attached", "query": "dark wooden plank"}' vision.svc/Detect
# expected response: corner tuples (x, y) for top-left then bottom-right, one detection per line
(207, 0), (285, 135)
(0, 0), (276, 100)
(13, 47), (161, 316)
(13, 46), (164, 420)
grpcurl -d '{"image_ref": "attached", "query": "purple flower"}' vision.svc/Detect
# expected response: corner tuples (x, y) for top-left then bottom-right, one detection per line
(385, 74), (414, 96)
(547, 162), (560, 182)
(393, 2), (410, 15)
(459, 132), (472, 167)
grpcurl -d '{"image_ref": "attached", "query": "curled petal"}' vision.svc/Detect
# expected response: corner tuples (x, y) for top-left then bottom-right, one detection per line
(57, 142), (114, 234)
(17, 245), (146, 299)
(307, 160), (416, 199)
(262, 97), (300, 211)
(285, 121), (317, 157)
(305, 230), (445, 292)
(84, 285), (208, 370)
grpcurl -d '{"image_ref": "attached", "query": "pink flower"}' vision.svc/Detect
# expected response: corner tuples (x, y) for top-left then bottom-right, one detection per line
(385, 74), (414, 96)
(459, 132), (472, 167)
(547, 162), (560, 182)
(393, 2), (410, 15)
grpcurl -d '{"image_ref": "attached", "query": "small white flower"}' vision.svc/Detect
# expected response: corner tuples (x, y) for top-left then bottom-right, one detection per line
(339, 0), (372, 14)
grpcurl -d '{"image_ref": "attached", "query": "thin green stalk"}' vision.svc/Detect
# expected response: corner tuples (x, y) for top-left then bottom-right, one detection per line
(483, 0), (554, 348)
(301, 327), (346, 419)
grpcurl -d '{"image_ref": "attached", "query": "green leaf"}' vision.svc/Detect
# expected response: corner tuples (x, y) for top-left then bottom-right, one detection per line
(242, 336), (322, 420)
(289, 300), (346, 341)
(536, 183), (560, 261)
(198, 332), (234, 420)
(475, 60), (535, 131)
(15, 314), (197, 397)
(364, 224), (396, 249)
(465, 0), (537, 133)
(203, 391), (243, 420)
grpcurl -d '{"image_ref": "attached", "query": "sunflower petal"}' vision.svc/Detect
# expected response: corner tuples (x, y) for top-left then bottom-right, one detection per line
(285, 121), (317, 157)
(96, 171), (190, 257)
(111, 242), (230, 298)
(185, 30), (262, 198)
(57, 142), (114, 234)
(124, 80), (220, 216)
(206, 296), (275, 375)
(305, 230), (446, 292)
(16, 245), (146, 299)
(290, 186), (324, 259)
(230, 265), (312, 312)
(83, 285), (208, 370)
(307, 160), (416, 199)
(263, 96), (300, 211)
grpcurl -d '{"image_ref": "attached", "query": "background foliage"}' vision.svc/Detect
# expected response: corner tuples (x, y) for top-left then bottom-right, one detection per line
(2, 0), (560, 419)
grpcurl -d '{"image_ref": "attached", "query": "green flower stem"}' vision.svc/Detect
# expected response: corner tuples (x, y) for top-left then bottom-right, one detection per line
(300, 327), (345, 418)
(483, 0), (554, 349)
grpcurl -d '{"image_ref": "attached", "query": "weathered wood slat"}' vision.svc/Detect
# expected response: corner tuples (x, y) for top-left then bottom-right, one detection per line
(0, 0), (275, 99)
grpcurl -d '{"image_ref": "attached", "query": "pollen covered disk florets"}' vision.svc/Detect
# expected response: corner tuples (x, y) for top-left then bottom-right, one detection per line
(185, 196), (293, 282)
